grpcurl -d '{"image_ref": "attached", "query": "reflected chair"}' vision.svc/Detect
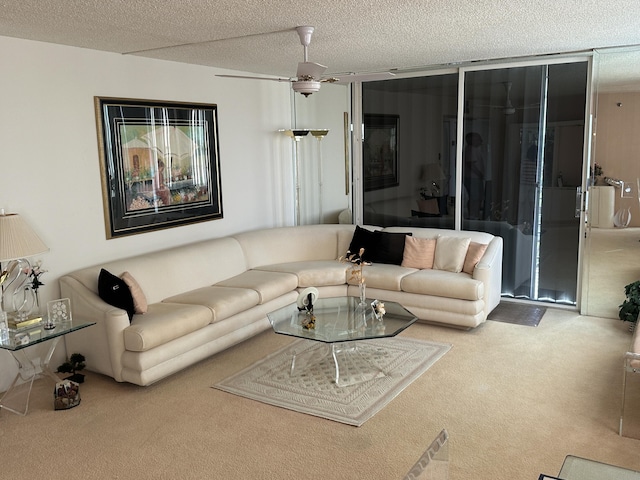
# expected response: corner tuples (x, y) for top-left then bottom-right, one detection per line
(403, 429), (449, 480)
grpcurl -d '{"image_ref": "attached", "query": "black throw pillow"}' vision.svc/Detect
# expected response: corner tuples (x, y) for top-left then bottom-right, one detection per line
(369, 231), (412, 265)
(98, 268), (135, 322)
(347, 225), (377, 262)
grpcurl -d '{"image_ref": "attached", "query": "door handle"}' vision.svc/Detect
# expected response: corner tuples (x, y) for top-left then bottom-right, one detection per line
(575, 186), (582, 218)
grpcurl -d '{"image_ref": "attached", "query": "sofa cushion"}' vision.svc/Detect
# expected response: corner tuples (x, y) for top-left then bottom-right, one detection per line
(401, 269), (484, 301)
(121, 271), (148, 314)
(215, 270), (298, 304)
(401, 236), (436, 269)
(163, 286), (260, 323)
(463, 242), (488, 274)
(123, 302), (213, 352)
(347, 264), (416, 291)
(255, 261), (349, 287)
(98, 268), (135, 321)
(433, 236), (471, 273)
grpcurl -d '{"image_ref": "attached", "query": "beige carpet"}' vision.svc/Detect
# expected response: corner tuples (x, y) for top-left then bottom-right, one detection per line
(214, 337), (451, 426)
(1, 309), (639, 479)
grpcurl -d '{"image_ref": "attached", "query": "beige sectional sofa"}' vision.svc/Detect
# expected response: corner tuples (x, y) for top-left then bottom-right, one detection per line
(60, 224), (502, 386)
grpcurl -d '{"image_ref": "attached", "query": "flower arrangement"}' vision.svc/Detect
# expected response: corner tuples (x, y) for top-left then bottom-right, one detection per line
(340, 248), (372, 306)
(489, 199), (510, 222)
(371, 299), (386, 319)
(339, 248), (370, 285)
(301, 312), (316, 330)
(25, 260), (46, 306)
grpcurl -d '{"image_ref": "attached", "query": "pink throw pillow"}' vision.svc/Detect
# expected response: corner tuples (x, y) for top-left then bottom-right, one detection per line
(462, 242), (488, 274)
(121, 271), (148, 314)
(401, 236), (436, 269)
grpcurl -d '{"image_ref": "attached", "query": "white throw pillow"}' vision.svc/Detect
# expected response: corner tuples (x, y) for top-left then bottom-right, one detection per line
(433, 236), (471, 273)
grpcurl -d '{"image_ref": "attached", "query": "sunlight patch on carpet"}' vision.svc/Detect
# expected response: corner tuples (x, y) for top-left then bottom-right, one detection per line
(213, 337), (451, 426)
(487, 302), (547, 327)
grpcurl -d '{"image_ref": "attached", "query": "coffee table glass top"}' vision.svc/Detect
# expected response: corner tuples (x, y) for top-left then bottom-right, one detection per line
(558, 455), (640, 480)
(267, 296), (417, 343)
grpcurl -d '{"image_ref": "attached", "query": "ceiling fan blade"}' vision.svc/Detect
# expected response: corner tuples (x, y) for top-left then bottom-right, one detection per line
(296, 62), (327, 80)
(216, 74), (293, 83)
(329, 72), (396, 84)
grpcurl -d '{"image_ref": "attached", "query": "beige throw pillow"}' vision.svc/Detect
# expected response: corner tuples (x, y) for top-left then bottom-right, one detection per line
(121, 271), (148, 314)
(433, 236), (471, 273)
(463, 242), (488, 274)
(401, 236), (436, 269)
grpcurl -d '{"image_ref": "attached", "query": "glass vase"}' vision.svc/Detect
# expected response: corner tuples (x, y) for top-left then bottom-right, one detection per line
(358, 282), (367, 307)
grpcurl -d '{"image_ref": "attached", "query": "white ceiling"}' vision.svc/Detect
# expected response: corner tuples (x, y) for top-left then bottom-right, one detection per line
(1, 1), (640, 80)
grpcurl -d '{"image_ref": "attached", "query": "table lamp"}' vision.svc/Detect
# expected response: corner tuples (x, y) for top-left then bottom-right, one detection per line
(0, 210), (49, 320)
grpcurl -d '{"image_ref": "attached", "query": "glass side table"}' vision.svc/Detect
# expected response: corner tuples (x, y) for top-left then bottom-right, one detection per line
(558, 455), (640, 479)
(0, 319), (95, 416)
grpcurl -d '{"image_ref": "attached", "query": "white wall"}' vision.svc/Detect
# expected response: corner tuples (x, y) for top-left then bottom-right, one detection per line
(0, 36), (348, 391)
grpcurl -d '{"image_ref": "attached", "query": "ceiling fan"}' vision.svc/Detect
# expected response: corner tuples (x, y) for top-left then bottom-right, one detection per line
(216, 26), (395, 97)
(476, 81), (540, 115)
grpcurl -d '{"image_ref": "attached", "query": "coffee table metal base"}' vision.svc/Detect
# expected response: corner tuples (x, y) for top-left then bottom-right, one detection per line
(289, 340), (387, 387)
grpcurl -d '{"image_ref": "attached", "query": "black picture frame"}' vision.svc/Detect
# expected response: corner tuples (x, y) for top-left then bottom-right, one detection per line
(95, 97), (223, 238)
(363, 114), (399, 191)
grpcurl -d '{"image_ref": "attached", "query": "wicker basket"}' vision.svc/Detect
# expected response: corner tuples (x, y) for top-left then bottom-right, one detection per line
(54, 380), (81, 410)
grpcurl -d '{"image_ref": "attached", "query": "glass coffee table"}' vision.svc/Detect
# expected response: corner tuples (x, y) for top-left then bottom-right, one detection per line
(557, 455), (640, 479)
(267, 296), (417, 386)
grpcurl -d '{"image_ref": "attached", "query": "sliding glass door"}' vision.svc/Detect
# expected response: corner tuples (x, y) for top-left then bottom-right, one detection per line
(361, 58), (589, 305)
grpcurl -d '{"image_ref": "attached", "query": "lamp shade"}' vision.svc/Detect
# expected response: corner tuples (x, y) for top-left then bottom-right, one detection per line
(0, 213), (49, 262)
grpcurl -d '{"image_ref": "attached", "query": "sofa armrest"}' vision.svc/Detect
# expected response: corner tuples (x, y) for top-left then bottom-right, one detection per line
(473, 236), (503, 316)
(60, 275), (130, 382)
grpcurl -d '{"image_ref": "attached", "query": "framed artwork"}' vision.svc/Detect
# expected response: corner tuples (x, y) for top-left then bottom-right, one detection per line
(363, 114), (399, 191)
(95, 97), (223, 238)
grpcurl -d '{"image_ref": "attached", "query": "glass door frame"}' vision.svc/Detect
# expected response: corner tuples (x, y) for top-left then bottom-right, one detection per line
(351, 53), (595, 310)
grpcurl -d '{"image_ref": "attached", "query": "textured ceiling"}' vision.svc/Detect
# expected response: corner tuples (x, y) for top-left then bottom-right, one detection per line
(1, 1), (639, 80)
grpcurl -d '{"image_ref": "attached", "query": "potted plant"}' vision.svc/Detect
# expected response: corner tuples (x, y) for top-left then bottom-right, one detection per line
(619, 280), (640, 330)
(57, 353), (86, 383)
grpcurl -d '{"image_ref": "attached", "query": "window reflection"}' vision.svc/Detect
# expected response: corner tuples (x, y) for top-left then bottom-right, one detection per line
(362, 60), (587, 305)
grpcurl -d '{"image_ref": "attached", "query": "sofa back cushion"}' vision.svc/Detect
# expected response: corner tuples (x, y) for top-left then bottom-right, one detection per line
(382, 226), (494, 244)
(234, 224), (357, 269)
(67, 237), (248, 304)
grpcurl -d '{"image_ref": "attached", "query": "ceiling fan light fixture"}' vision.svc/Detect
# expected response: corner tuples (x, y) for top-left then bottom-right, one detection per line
(295, 26), (314, 48)
(292, 80), (321, 97)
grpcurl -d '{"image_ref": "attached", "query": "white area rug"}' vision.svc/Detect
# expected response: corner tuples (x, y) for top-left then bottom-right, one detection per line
(213, 337), (451, 426)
